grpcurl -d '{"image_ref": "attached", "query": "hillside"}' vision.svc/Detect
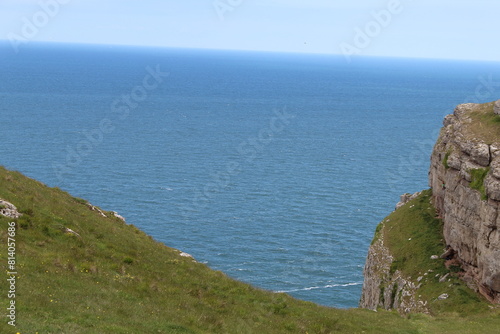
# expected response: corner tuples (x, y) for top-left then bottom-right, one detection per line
(0, 166), (417, 333)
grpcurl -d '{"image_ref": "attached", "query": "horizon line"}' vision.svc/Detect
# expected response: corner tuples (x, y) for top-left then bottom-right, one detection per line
(1, 39), (499, 64)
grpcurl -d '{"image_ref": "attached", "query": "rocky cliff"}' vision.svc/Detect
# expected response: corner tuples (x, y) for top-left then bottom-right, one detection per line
(360, 101), (500, 313)
(429, 102), (500, 303)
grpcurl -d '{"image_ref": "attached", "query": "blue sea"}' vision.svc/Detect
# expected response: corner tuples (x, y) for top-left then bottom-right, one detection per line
(1, 42), (500, 308)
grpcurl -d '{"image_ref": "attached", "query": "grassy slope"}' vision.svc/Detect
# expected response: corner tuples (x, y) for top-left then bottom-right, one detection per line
(0, 167), (499, 333)
(0, 167), (417, 334)
(379, 190), (500, 332)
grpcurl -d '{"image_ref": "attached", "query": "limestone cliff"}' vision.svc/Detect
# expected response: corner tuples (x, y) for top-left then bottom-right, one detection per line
(360, 101), (500, 313)
(429, 102), (500, 303)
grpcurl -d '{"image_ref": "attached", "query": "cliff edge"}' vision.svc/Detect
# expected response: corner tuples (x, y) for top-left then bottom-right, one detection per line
(360, 101), (500, 314)
(429, 101), (500, 303)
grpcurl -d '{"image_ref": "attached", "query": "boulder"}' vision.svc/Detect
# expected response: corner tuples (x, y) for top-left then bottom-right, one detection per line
(0, 199), (22, 219)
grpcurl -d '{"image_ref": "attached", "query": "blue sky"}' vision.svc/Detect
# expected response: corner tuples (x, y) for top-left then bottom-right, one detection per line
(1, 0), (499, 61)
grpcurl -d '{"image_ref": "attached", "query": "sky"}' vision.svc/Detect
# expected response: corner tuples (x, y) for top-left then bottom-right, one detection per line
(0, 0), (499, 61)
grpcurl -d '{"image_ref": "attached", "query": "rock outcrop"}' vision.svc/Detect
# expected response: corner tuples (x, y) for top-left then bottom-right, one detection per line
(429, 102), (500, 303)
(0, 199), (22, 219)
(395, 192), (422, 210)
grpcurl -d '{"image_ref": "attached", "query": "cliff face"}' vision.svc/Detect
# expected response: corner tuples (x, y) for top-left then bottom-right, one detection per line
(429, 102), (500, 303)
(360, 101), (500, 313)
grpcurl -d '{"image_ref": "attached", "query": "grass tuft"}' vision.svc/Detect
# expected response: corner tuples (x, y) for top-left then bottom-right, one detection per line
(469, 168), (490, 200)
(442, 150), (452, 169)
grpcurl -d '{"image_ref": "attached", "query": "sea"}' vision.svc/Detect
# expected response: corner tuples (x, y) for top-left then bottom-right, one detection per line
(1, 42), (500, 308)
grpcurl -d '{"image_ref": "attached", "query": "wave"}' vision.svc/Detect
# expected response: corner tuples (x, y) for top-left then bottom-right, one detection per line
(275, 282), (362, 293)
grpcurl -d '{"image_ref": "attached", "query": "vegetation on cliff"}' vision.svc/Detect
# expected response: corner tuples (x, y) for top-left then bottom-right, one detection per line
(363, 190), (500, 332)
(383, 191), (490, 315)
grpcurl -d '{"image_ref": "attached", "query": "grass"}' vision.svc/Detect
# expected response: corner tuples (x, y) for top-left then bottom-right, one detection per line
(466, 102), (500, 144)
(0, 167), (499, 333)
(469, 168), (490, 200)
(442, 150), (452, 169)
(381, 190), (493, 316)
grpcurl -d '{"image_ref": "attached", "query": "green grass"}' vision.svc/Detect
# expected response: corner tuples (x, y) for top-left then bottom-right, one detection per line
(381, 190), (493, 316)
(442, 150), (452, 169)
(0, 167), (499, 333)
(469, 168), (490, 200)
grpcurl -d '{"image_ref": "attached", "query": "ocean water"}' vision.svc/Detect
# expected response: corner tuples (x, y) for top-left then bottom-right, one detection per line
(1, 42), (500, 308)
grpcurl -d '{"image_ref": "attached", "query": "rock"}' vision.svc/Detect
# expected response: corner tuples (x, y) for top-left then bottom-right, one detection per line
(87, 202), (107, 217)
(495, 100), (500, 115)
(488, 273), (500, 292)
(440, 248), (455, 260)
(446, 152), (462, 170)
(491, 144), (500, 160)
(112, 211), (126, 222)
(469, 142), (491, 167)
(395, 192), (421, 210)
(439, 273), (450, 283)
(64, 228), (81, 237)
(430, 255), (439, 260)
(438, 293), (449, 300)
(491, 158), (500, 179)
(179, 252), (193, 259)
(485, 174), (500, 201)
(0, 199), (22, 219)
(454, 103), (475, 118)
(443, 114), (456, 127)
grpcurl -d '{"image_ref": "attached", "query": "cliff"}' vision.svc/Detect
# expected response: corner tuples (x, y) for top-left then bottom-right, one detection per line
(360, 101), (500, 314)
(429, 101), (500, 303)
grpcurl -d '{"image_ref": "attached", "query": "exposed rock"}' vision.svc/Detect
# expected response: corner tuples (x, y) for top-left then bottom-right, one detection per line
(440, 248), (455, 260)
(495, 100), (500, 115)
(439, 273), (450, 283)
(86, 202), (107, 217)
(430, 255), (439, 260)
(491, 144), (500, 160)
(395, 192), (422, 210)
(438, 293), (449, 300)
(64, 227), (81, 238)
(0, 199), (22, 219)
(179, 252), (193, 259)
(112, 211), (126, 223)
(485, 174), (500, 201)
(429, 102), (500, 303)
